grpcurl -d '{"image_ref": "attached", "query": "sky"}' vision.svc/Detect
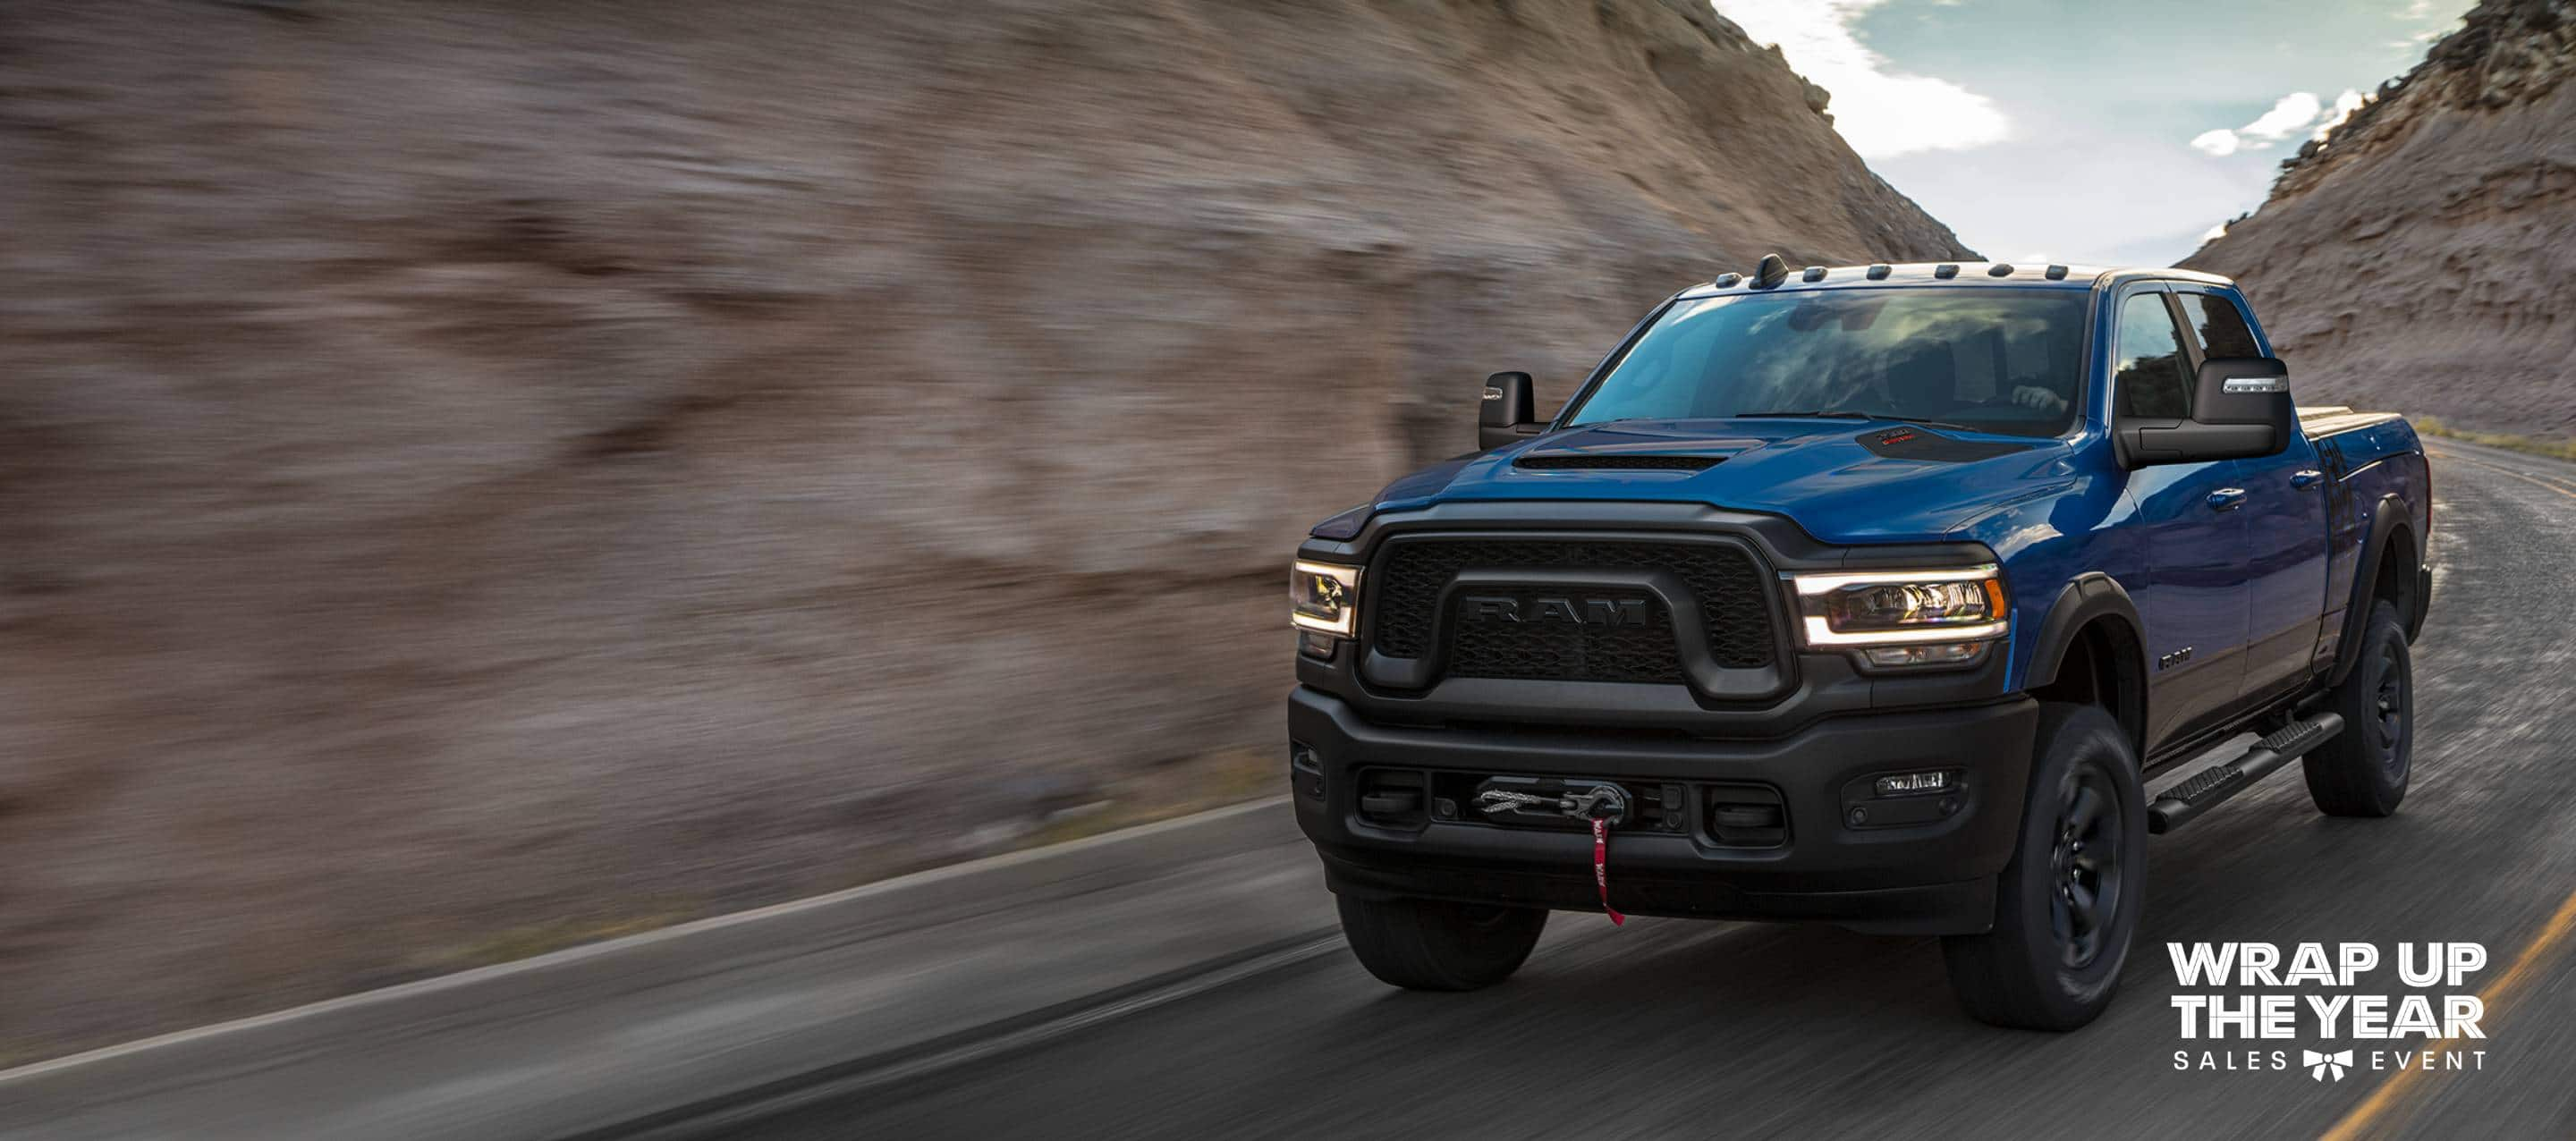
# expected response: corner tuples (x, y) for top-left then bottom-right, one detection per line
(1710, 0), (2466, 266)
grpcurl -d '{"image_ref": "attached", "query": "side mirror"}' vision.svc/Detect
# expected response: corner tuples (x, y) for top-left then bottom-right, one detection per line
(1478, 371), (1542, 451)
(2122, 356), (2292, 467)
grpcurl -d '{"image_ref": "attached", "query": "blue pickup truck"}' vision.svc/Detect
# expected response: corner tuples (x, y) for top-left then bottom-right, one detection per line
(1285, 257), (2431, 1029)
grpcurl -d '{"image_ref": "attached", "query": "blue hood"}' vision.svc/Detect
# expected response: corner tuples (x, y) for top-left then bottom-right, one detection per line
(1372, 418), (2082, 545)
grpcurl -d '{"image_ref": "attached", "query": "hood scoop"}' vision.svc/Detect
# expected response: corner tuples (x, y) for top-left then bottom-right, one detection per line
(1513, 453), (1723, 472)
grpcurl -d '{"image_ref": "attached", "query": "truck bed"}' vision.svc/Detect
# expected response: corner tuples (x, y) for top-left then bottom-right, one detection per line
(2297, 405), (2406, 437)
(2297, 404), (2431, 657)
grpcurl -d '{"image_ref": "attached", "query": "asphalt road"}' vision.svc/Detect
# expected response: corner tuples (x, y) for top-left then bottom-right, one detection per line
(684, 439), (2576, 1140)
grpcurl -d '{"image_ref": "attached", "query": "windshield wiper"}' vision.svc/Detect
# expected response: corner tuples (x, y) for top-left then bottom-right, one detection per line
(1734, 410), (1976, 432)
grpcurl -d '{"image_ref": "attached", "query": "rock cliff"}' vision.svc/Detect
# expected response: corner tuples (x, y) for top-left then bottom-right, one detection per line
(2184, 0), (2576, 436)
(0, 0), (1967, 1054)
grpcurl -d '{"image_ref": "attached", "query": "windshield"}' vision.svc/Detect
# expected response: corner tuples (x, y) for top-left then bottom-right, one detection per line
(1564, 287), (2090, 437)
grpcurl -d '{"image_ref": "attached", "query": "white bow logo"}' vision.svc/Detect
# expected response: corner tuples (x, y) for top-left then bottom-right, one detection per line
(2304, 1049), (2354, 1082)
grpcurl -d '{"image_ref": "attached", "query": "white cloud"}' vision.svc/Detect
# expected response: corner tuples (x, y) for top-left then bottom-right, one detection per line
(2189, 91), (2341, 156)
(2240, 92), (2325, 142)
(2386, 2), (2455, 53)
(1714, 0), (2009, 158)
(2313, 89), (2367, 140)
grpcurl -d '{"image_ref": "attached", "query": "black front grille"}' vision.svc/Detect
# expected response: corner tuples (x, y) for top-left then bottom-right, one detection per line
(1369, 538), (1778, 682)
(1445, 587), (1682, 682)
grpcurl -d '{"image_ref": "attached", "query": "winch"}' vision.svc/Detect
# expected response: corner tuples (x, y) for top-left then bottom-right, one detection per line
(1473, 778), (1629, 925)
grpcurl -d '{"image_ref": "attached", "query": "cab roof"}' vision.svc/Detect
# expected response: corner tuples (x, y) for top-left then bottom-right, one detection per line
(1674, 260), (2236, 300)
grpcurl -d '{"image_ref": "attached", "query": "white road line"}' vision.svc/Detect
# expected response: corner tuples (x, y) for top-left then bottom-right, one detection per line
(0, 795), (1293, 1087)
(601, 934), (1346, 1139)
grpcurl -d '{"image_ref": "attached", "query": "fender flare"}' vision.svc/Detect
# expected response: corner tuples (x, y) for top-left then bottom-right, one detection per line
(2024, 572), (2147, 690)
(2327, 494), (2419, 688)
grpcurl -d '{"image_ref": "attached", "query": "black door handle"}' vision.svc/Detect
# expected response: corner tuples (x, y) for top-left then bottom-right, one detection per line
(2291, 469), (2323, 490)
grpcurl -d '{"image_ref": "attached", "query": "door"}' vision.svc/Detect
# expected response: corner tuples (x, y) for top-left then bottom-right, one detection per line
(2112, 286), (2250, 753)
(2174, 288), (2330, 700)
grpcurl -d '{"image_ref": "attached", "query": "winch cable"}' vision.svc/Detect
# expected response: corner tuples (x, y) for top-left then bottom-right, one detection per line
(1473, 785), (1629, 926)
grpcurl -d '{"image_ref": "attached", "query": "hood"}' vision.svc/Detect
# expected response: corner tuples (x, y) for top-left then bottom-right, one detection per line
(1369, 418), (2082, 545)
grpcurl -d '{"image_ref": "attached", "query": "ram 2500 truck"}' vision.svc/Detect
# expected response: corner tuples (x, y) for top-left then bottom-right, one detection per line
(1284, 257), (2431, 1029)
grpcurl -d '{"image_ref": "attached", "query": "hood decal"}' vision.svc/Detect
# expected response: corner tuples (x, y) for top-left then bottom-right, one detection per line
(1856, 427), (2038, 463)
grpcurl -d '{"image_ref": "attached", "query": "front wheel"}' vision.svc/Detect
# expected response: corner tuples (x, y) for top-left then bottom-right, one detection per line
(1942, 703), (2147, 1030)
(1336, 895), (1546, 991)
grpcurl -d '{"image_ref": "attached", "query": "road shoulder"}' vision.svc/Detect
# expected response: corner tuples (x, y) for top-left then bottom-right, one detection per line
(0, 796), (1322, 1141)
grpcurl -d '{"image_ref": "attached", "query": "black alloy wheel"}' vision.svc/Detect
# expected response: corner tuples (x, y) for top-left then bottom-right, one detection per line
(1942, 702), (2146, 1030)
(2303, 600), (2413, 817)
(2369, 638), (2411, 781)
(2048, 767), (2124, 969)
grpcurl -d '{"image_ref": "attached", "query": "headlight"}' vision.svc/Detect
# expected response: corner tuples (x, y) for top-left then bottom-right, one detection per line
(1290, 560), (1362, 637)
(1787, 564), (2008, 649)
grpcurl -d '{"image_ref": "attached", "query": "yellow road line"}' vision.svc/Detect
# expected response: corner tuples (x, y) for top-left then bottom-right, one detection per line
(2318, 887), (2576, 1139)
(2321, 446), (2576, 1137)
(2424, 446), (2576, 501)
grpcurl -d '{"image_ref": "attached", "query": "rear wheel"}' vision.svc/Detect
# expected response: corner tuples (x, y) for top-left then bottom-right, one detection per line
(2303, 600), (2412, 817)
(1942, 703), (2146, 1030)
(1336, 895), (1546, 991)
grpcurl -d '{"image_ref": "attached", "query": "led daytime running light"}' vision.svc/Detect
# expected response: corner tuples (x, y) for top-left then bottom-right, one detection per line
(1290, 560), (1362, 637)
(1789, 563), (2008, 648)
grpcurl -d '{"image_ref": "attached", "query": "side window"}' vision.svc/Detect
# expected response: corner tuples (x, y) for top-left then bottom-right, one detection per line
(2114, 292), (2192, 420)
(2176, 292), (2262, 359)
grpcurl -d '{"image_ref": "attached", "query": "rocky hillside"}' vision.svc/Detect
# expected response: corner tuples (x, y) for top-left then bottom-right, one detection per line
(0, 0), (1966, 1056)
(2184, 0), (2576, 437)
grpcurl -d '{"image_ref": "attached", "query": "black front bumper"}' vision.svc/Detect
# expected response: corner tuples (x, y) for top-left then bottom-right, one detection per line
(1289, 688), (2039, 935)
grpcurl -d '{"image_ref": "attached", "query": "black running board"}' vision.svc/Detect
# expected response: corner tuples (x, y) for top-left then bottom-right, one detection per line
(2146, 713), (2345, 834)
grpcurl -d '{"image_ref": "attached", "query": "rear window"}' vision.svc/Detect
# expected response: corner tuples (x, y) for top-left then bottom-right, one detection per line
(1564, 287), (2090, 437)
(2176, 292), (2262, 359)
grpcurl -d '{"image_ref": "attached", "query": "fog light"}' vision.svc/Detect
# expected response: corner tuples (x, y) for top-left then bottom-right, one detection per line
(1298, 631), (1338, 660)
(1874, 770), (1957, 797)
(1861, 641), (1987, 668)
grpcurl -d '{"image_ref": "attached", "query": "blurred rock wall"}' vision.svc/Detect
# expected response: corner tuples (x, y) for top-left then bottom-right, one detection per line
(0, 0), (1966, 1054)
(2185, 0), (2576, 437)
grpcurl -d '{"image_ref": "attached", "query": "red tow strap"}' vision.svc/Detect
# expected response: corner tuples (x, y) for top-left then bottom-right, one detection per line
(1592, 817), (1624, 925)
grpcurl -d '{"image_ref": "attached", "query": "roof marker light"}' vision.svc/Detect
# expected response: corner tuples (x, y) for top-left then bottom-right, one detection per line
(2045, 264), (2070, 280)
(1713, 272), (1742, 288)
(1801, 266), (1826, 282)
(1933, 263), (1960, 279)
(1987, 263), (2014, 276)
(1866, 263), (1891, 280)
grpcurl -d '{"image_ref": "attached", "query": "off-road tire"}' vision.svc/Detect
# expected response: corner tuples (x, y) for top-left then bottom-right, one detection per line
(1941, 702), (2147, 1031)
(2303, 600), (2412, 817)
(1336, 895), (1546, 992)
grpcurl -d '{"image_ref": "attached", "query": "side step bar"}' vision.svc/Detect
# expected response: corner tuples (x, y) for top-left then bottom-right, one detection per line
(2147, 713), (2345, 834)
